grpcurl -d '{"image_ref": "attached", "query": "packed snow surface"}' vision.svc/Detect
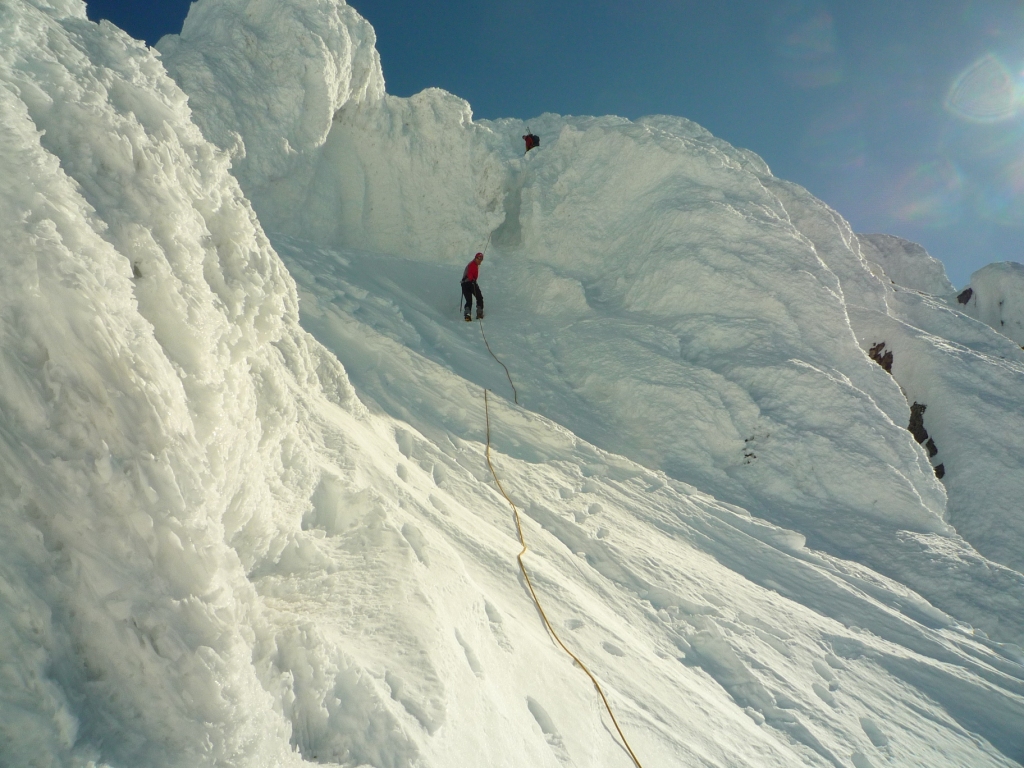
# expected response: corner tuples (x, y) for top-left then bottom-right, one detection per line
(1, 0), (1023, 766)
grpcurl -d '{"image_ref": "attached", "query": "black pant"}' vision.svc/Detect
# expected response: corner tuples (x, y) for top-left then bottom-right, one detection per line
(461, 280), (483, 315)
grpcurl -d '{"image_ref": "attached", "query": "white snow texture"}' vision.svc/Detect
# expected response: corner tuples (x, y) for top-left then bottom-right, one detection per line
(0, 0), (1022, 766)
(959, 261), (1024, 346)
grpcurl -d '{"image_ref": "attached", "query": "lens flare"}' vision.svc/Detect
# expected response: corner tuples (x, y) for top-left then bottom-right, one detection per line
(801, 103), (866, 170)
(768, 1), (843, 89)
(975, 154), (1024, 225)
(945, 53), (1022, 123)
(892, 160), (964, 225)
(1004, 154), (1024, 195)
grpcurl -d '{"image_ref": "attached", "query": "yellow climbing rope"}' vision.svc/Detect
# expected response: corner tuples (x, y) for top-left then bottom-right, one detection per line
(483, 389), (646, 768)
(479, 321), (518, 404)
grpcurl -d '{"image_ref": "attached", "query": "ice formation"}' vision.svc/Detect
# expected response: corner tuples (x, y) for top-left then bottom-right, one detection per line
(957, 261), (1024, 346)
(856, 233), (956, 295)
(1, 0), (1023, 766)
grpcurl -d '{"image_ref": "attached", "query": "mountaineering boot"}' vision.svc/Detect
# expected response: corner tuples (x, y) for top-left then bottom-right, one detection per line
(476, 309), (484, 320)
(464, 314), (472, 322)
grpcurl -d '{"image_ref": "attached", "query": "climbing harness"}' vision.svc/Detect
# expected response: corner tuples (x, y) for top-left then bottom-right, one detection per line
(480, 380), (644, 767)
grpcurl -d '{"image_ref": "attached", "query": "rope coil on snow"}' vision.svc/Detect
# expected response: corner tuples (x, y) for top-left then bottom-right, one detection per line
(482, 389), (645, 768)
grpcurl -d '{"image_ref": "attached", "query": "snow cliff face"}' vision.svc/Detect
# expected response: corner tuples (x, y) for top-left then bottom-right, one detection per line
(157, 0), (385, 235)
(3, 0), (1024, 766)
(0, 0), (355, 763)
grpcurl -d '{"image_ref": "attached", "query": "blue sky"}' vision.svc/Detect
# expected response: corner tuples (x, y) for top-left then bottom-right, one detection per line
(87, 0), (1024, 288)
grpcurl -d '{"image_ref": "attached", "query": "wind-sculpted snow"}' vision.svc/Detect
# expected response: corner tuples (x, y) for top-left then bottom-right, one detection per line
(856, 233), (956, 296)
(958, 261), (1024, 346)
(1, 1), (362, 764)
(157, 0), (385, 233)
(2, 0), (1024, 766)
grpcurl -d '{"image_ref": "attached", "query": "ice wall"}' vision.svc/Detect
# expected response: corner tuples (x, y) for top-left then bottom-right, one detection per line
(0, 0), (348, 763)
(157, 0), (385, 236)
(314, 90), (509, 259)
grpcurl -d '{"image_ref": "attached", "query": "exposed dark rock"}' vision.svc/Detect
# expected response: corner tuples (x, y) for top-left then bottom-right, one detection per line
(908, 403), (944, 479)
(868, 342), (894, 373)
(956, 287), (973, 305)
(908, 402), (929, 445)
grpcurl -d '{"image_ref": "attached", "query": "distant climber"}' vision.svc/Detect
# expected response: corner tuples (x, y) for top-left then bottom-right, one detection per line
(461, 252), (485, 321)
(523, 129), (540, 153)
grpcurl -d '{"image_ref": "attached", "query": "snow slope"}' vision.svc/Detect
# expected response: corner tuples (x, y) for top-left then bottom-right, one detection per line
(0, 0), (1022, 766)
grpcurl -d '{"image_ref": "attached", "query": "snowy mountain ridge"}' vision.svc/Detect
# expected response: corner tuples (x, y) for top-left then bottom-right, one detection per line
(2, 0), (1023, 766)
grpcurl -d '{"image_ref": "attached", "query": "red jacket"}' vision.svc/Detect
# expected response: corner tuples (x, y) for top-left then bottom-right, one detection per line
(463, 259), (480, 282)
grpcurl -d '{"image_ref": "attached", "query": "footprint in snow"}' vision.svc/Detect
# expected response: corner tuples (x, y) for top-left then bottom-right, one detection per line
(395, 428), (414, 459)
(455, 629), (483, 678)
(824, 652), (847, 671)
(401, 523), (429, 566)
(527, 697), (569, 762)
(431, 463), (447, 487)
(812, 682), (837, 707)
(812, 659), (839, 690)
(385, 671), (445, 735)
(859, 717), (889, 747)
(484, 601), (503, 624)
(428, 494), (449, 516)
(484, 601), (512, 651)
(602, 641), (625, 657)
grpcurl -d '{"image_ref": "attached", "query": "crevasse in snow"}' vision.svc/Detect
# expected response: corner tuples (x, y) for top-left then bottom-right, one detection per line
(1, 0), (1023, 766)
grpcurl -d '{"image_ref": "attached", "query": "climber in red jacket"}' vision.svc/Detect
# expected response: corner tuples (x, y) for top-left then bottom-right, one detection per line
(461, 252), (484, 321)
